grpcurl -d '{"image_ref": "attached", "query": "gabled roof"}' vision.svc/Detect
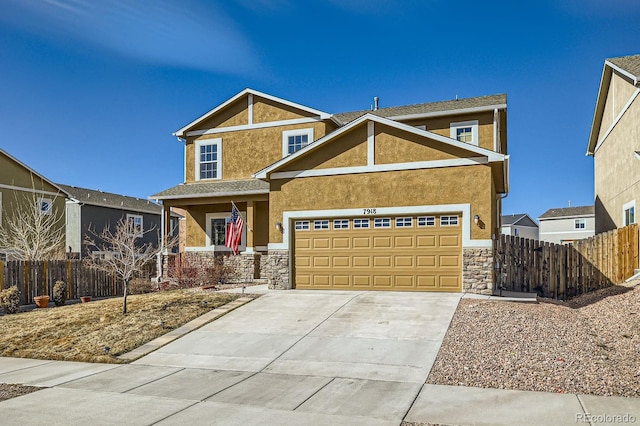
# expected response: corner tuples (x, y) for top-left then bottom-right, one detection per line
(333, 94), (507, 125)
(0, 148), (71, 197)
(539, 205), (594, 220)
(501, 213), (538, 227)
(151, 179), (269, 201)
(173, 88), (333, 137)
(587, 54), (640, 155)
(254, 113), (506, 180)
(59, 184), (163, 215)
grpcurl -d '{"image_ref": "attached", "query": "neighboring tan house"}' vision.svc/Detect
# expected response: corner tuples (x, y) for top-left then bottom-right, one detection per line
(538, 206), (595, 244)
(59, 184), (180, 259)
(501, 213), (538, 239)
(587, 54), (640, 233)
(0, 149), (70, 260)
(152, 88), (509, 294)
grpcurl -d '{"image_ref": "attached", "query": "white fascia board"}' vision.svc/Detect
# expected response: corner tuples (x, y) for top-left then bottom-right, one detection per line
(270, 157), (488, 180)
(605, 60), (640, 86)
(386, 104), (507, 122)
(587, 64), (613, 155)
(151, 189), (269, 201)
(504, 155), (510, 194)
(174, 88), (332, 137)
(186, 117), (320, 137)
(538, 214), (595, 221)
(267, 204), (492, 251)
(254, 113), (505, 179)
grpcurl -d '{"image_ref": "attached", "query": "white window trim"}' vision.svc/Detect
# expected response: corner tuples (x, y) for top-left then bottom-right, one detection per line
(623, 200), (636, 226)
(574, 218), (586, 229)
(126, 214), (143, 237)
(450, 120), (479, 146)
(282, 128), (314, 157)
(37, 197), (53, 216)
(374, 218), (391, 228)
(195, 138), (222, 181)
(333, 219), (349, 229)
(205, 212), (246, 251)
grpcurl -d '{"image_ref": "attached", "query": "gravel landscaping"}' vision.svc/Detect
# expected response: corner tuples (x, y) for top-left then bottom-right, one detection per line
(427, 284), (640, 398)
(0, 383), (41, 401)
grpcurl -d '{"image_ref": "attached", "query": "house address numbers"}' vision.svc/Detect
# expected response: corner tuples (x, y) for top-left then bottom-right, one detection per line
(362, 208), (377, 214)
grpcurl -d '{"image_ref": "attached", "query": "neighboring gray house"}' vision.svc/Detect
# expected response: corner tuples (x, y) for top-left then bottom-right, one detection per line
(501, 213), (539, 240)
(538, 206), (595, 244)
(59, 184), (177, 258)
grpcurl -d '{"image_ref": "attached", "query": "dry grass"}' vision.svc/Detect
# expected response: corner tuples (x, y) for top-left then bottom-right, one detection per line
(0, 290), (240, 363)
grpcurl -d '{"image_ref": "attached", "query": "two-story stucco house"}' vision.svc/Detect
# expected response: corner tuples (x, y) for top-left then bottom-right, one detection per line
(152, 89), (509, 294)
(538, 206), (595, 244)
(587, 54), (640, 233)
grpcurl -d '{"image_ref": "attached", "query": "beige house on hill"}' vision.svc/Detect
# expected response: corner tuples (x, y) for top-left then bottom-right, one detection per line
(587, 54), (640, 233)
(538, 206), (595, 244)
(153, 88), (509, 294)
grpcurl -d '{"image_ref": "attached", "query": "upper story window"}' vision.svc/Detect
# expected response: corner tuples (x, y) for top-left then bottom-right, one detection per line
(574, 219), (586, 230)
(37, 198), (53, 216)
(283, 128), (314, 156)
(196, 138), (222, 180)
(127, 214), (143, 238)
(450, 120), (479, 146)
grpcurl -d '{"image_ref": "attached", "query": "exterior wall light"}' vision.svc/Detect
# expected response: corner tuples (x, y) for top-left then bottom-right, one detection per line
(275, 221), (284, 233)
(474, 214), (480, 225)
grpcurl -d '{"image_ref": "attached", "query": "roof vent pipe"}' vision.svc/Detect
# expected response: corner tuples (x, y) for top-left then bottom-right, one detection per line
(373, 97), (379, 110)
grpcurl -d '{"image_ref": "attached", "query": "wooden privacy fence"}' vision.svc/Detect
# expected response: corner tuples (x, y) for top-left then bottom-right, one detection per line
(495, 224), (638, 299)
(0, 260), (157, 306)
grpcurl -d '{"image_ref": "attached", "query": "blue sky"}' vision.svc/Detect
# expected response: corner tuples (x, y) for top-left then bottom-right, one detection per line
(1, 0), (639, 220)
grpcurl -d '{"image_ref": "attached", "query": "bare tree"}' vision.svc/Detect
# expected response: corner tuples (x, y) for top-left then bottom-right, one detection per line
(84, 217), (160, 314)
(0, 183), (65, 260)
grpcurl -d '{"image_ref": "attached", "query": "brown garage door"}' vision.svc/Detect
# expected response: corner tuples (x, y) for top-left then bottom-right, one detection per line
(294, 214), (462, 292)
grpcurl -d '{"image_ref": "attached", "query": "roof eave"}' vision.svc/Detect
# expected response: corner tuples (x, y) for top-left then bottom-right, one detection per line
(151, 189), (269, 201)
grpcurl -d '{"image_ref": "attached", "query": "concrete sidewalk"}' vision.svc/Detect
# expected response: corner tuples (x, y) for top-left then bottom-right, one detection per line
(0, 289), (638, 425)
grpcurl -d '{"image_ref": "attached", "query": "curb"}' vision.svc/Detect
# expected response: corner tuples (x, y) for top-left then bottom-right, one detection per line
(117, 296), (255, 362)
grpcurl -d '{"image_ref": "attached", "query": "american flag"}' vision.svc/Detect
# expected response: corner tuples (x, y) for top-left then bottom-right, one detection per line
(225, 203), (244, 255)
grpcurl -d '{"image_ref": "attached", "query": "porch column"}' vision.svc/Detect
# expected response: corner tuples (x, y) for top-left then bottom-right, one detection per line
(163, 205), (172, 252)
(244, 201), (255, 253)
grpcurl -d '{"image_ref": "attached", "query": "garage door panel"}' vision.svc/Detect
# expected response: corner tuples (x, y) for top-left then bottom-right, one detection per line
(332, 237), (350, 249)
(439, 235), (461, 248)
(313, 257), (330, 268)
(373, 236), (392, 248)
(295, 214), (462, 292)
(313, 238), (331, 249)
(439, 255), (461, 268)
(417, 235), (436, 248)
(332, 256), (350, 268)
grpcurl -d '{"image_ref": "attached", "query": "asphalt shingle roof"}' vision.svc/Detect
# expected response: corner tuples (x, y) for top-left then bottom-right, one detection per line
(333, 94), (507, 125)
(539, 206), (594, 220)
(501, 214), (527, 225)
(608, 54), (640, 80)
(58, 184), (162, 215)
(151, 179), (269, 200)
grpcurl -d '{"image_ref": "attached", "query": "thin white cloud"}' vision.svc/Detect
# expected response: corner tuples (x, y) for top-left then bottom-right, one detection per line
(0, 0), (259, 75)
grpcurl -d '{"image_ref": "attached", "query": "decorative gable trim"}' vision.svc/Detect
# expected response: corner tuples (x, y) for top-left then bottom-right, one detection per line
(174, 88), (333, 137)
(254, 113), (505, 179)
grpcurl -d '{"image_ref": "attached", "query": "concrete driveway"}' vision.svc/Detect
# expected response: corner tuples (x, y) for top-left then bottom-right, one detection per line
(0, 290), (461, 425)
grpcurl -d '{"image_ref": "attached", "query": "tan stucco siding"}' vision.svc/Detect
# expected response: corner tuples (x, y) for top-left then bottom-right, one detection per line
(401, 111), (495, 151)
(269, 165), (494, 243)
(184, 121), (329, 182)
(374, 123), (471, 164)
(195, 98), (248, 131)
(253, 97), (318, 123)
(279, 126), (368, 172)
(598, 72), (637, 142)
(594, 95), (640, 233)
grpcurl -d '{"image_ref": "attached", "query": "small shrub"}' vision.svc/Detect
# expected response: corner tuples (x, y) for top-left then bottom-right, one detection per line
(129, 278), (153, 295)
(0, 286), (21, 314)
(167, 255), (237, 289)
(52, 281), (67, 306)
